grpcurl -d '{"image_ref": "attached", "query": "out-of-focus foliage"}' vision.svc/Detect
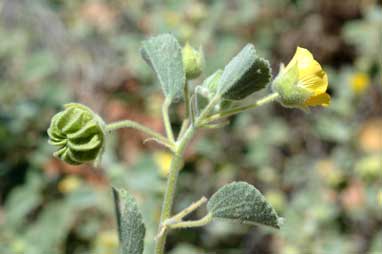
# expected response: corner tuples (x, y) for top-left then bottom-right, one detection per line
(0, 0), (381, 254)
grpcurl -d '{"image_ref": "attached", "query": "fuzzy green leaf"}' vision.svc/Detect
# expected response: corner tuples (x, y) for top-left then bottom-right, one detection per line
(207, 181), (282, 229)
(113, 188), (146, 254)
(217, 44), (272, 100)
(141, 34), (185, 101)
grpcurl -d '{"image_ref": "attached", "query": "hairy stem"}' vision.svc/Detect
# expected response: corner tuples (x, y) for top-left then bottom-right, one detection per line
(155, 96), (220, 254)
(178, 80), (191, 140)
(105, 120), (174, 150)
(168, 213), (213, 229)
(162, 98), (175, 143)
(168, 197), (207, 223)
(184, 80), (191, 118)
(202, 92), (279, 124)
(158, 154), (184, 224)
(178, 119), (189, 140)
(154, 135), (192, 254)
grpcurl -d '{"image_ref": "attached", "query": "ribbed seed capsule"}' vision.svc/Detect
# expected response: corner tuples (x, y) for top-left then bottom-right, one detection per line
(47, 103), (105, 165)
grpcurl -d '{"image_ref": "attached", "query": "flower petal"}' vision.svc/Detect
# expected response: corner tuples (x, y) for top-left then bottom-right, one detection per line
(289, 47), (328, 95)
(284, 47), (303, 71)
(295, 47), (320, 71)
(304, 92), (331, 107)
(300, 71), (328, 96)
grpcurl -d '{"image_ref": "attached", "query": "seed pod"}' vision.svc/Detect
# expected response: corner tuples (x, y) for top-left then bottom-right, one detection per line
(47, 103), (106, 165)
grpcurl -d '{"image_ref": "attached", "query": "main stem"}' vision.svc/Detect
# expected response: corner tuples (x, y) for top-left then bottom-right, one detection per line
(154, 129), (194, 254)
(155, 96), (220, 254)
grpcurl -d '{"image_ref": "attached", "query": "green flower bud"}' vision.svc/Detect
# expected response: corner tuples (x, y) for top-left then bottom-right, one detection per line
(47, 103), (106, 165)
(182, 42), (203, 80)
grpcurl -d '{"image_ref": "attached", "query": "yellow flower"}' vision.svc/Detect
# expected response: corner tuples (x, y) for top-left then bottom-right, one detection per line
(58, 175), (81, 193)
(153, 151), (173, 177)
(378, 190), (382, 207)
(272, 47), (330, 108)
(350, 72), (370, 94)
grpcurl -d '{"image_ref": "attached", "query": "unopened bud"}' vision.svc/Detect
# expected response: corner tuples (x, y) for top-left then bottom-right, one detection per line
(182, 42), (203, 80)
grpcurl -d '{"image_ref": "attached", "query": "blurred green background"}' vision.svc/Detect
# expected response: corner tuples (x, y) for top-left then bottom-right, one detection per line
(0, 0), (381, 253)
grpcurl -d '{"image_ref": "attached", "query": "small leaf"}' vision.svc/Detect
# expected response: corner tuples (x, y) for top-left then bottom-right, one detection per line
(113, 187), (146, 254)
(217, 44), (272, 100)
(141, 34), (185, 101)
(207, 181), (282, 229)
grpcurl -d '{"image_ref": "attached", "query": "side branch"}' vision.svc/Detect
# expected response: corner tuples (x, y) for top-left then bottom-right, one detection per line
(106, 120), (175, 150)
(162, 98), (175, 143)
(168, 213), (213, 229)
(201, 92), (279, 124)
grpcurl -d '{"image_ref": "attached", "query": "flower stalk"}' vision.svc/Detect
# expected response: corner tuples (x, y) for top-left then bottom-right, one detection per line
(162, 98), (176, 143)
(167, 213), (213, 229)
(168, 196), (207, 223)
(201, 92), (279, 125)
(106, 120), (175, 151)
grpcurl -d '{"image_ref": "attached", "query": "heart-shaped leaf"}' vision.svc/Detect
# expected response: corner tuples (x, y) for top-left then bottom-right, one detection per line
(141, 34), (185, 101)
(207, 181), (282, 229)
(113, 187), (146, 254)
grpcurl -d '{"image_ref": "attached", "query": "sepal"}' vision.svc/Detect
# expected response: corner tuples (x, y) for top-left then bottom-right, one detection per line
(271, 62), (311, 107)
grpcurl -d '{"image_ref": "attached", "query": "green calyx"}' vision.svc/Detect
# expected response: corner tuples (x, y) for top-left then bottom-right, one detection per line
(182, 42), (203, 80)
(271, 63), (311, 108)
(47, 103), (106, 165)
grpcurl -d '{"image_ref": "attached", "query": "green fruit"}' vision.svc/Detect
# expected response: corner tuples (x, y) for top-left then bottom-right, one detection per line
(47, 103), (105, 165)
